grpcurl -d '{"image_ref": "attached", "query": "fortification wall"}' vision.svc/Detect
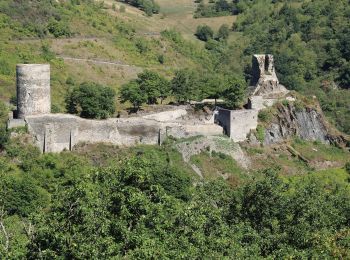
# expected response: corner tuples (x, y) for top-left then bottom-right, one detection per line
(16, 64), (51, 118)
(25, 113), (223, 153)
(230, 110), (258, 142)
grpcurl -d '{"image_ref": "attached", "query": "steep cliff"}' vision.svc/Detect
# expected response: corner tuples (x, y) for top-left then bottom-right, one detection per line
(254, 102), (349, 148)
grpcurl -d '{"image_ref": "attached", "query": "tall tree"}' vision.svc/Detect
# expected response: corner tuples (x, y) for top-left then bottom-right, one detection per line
(222, 76), (246, 109)
(171, 69), (200, 103)
(120, 80), (147, 111)
(137, 70), (170, 104)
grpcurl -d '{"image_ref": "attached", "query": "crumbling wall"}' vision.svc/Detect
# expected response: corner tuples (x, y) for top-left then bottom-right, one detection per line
(25, 113), (224, 153)
(249, 55), (288, 97)
(230, 110), (259, 142)
(215, 108), (259, 142)
(142, 109), (187, 122)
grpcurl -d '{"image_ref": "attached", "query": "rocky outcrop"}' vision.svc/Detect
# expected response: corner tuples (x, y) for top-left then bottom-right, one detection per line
(175, 136), (251, 169)
(262, 103), (349, 147)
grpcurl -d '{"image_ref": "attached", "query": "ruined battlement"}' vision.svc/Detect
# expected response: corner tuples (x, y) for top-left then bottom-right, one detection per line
(249, 54), (287, 97)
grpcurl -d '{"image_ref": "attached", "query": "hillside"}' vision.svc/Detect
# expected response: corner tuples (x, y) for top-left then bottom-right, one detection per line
(0, 0), (350, 258)
(0, 0), (349, 135)
(0, 0), (234, 110)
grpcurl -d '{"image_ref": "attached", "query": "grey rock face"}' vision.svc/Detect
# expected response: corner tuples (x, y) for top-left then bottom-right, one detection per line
(263, 104), (329, 145)
(295, 109), (328, 142)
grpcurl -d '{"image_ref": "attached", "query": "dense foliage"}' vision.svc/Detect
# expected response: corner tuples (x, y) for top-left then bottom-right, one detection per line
(120, 70), (170, 110)
(232, 0), (350, 133)
(194, 0), (236, 18)
(119, 0), (160, 16)
(0, 134), (349, 258)
(66, 82), (116, 119)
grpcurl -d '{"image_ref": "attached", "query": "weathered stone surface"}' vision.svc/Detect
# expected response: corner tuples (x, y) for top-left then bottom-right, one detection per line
(215, 108), (258, 142)
(16, 64), (51, 118)
(175, 135), (251, 169)
(249, 54), (288, 97)
(7, 118), (26, 129)
(142, 109), (187, 122)
(263, 105), (329, 145)
(25, 113), (224, 153)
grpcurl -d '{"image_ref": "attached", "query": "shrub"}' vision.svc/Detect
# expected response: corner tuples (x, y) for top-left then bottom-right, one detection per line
(258, 109), (272, 123)
(345, 162), (350, 174)
(66, 82), (116, 119)
(195, 25), (214, 41)
(256, 125), (265, 143)
(47, 18), (71, 38)
(135, 38), (150, 53)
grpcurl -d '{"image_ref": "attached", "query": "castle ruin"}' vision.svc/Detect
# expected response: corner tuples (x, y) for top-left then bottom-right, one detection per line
(8, 55), (289, 152)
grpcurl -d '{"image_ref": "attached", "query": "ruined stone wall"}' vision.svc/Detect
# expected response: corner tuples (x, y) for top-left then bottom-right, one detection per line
(25, 112), (223, 153)
(249, 55), (288, 97)
(230, 110), (258, 142)
(16, 64), (51, 118)
(216, 107), (259, 142)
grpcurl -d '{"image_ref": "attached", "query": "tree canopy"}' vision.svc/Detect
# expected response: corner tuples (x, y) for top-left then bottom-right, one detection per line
(66, 82), (116, 119)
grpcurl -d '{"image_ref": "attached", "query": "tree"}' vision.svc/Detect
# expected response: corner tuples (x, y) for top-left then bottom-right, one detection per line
(66, 82), (116, 119)
(171, 69), (199, 103)
(120, 80), (147, 111)
(137, 70), (170, 104)
(222, 76), (246, 109)
(200, 73), (225, 104)
(195, 25), (214, 41)
(158, 77), (171, 104)
(217, 24), (230, 40)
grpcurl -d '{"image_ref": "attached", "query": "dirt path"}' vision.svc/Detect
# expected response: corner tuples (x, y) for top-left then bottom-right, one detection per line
(58, 56), (141, 68)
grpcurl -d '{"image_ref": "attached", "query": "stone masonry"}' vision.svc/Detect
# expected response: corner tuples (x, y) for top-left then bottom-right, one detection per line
(249, 54), (288, 97)
(16, 64), (51, 118)
(8, 55), (290, 152)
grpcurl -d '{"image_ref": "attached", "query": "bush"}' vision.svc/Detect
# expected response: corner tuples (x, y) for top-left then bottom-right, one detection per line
(256, 125), (265, 143)
(66, 82), (116, 119)
(258, 109), (272, 123)
(195, 25), (214, 41)
(122, 0), (159, 16)
(47, 19), (71, 37)
(346, 162), (350, 174)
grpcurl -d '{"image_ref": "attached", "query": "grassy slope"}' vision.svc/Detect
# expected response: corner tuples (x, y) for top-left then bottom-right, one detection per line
(0, 0), (235, 111)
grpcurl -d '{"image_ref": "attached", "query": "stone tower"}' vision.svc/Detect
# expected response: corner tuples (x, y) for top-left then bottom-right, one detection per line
(16, 64), (51, 119)
(249, 54), (287, 97)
